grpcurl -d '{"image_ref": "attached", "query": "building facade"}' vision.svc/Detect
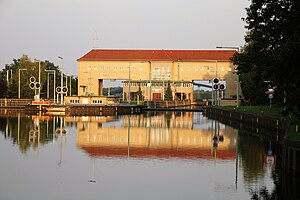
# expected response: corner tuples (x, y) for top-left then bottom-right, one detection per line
(77, 49), (237, 101)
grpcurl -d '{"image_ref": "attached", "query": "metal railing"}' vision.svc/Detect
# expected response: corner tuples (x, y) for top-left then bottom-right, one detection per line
(0, 98), (33, 107)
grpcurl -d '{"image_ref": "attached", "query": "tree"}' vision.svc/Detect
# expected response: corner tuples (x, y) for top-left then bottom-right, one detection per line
(164, 81), (173, 101)
(0, 55), (77, 99)
(232, 0), (300, 117)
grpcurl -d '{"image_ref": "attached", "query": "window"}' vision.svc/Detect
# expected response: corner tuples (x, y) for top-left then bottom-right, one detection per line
(120, 66), (123, 71)
(94, 66), (97, 70)
(140, 66), (143, 71)
(87, 78), (91, 83)
(101, 66), (104, 70)
(107, 66), (110, 70)
(114, 66), (117, 71)
(92, 100), (102, 104)
(70, 100), (79, 103)
(194, 67), (197, 71)
(87, 66), (91, 70)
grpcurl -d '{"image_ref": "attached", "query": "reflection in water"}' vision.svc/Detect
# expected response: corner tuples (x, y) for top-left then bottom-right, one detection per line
(0, 111), (299, 199)
(76, 112), (236, 160)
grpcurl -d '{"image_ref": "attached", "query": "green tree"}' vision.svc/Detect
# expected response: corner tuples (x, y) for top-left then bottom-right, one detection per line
(164, 81), (173, 101)
(232, 0), (300, 117)
(0, 55), (77, 99)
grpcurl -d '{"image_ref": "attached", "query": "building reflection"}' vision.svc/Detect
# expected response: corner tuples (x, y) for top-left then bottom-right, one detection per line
(75, 112), (237, 160)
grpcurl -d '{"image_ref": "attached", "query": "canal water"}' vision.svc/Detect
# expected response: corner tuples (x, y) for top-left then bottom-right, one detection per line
(0, 111), (298, 200)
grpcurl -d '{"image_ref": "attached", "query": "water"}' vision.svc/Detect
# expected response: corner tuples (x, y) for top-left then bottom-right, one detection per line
(0, 111), (294, 200)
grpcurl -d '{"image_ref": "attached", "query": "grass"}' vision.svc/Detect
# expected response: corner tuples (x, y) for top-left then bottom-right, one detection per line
(218, 104), (300, 141)
(220, 105), (282, 118)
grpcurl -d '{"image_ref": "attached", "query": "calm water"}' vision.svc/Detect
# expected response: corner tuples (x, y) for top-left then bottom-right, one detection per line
(0, 111), (296, 200)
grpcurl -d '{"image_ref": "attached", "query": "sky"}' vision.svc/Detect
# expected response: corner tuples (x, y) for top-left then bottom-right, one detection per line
(0, 0), (250, 76)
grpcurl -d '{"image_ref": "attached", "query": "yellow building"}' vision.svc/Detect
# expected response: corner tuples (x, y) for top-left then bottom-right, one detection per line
(77, 49), (237, 101)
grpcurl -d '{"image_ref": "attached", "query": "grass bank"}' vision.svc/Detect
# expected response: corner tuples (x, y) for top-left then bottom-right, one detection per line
(218, 105), (300, 141)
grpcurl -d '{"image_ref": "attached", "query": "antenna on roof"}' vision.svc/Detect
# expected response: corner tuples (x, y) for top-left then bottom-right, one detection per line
(92, 30), (99, 49)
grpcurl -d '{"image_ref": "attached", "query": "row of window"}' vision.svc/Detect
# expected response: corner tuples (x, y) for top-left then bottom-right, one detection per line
(69, 100), (103, 104)
(69, 100), (80, 103)
(86, 65), (231, 72)
(122, 82), (193, 88)
(87, 66), (144, 71)
(92, 100), (103, 104)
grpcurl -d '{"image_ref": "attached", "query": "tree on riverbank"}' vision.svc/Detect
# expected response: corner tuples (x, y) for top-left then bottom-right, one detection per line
(0, 55), (78, 99)
(232, 0), (300, 118)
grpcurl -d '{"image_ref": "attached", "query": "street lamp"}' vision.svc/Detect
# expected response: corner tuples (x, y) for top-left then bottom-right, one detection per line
(45, 70), (56, 103)
(33, 59), (41, 101)
(128, 63), (131, 103)
(18, 68), (27, 99)
(216, 46), (240, 108)
(58, 56), (64, 104)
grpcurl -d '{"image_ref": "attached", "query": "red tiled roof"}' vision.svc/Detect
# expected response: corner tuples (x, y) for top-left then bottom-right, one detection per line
(77, 49), (236, 62)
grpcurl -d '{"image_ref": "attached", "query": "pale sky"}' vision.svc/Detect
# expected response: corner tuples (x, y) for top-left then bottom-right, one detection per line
(0, 0), (250, 76)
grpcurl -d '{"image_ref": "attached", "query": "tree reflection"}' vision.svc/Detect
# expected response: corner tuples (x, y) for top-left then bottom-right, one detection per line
(238, 131), (286, 200)
(0, 115), (56, 153)
(238, 132), (266, 184)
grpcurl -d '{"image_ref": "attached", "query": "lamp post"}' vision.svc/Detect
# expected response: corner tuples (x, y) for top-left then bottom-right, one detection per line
(18, 68), (27, 99)
(45, 70), (56, 103)
(58, 56), (64, 104)
(216, 46), (240, 108)
(128, 63), (131, 103)
(33, 59), (41, 100)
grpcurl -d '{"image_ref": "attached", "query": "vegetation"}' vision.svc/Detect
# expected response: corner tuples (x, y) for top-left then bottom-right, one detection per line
(164, 81), (173, 101)
(232, 0), (300, 120)
(0, 55), (78, 99)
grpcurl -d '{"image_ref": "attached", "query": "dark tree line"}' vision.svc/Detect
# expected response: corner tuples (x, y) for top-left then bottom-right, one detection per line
(232, 0), (300, 117)
(0, 55), (78, 99)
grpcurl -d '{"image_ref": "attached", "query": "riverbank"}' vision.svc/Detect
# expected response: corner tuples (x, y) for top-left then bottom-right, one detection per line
(205, 106), (300, 175)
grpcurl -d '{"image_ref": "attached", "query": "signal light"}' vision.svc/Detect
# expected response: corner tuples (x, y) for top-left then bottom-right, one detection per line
(29, 82), (35, 89)
(56, 87), (62, 93)
(219, 84), (225, 90)
(213, 78), (219, 84)
(213, 84), (219, 90)
(35, 82), (40, 89)
(29, 76), (36, 83)
(62, 87), (68, 93)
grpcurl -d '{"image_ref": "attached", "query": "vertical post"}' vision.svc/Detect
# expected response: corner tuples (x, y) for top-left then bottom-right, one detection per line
(128, 63), (131, 103)
(58, 56), (64, 104)
(38, 61), (41, 100)
(54, 71), (56, 103)
(70, 76), (72, 96)
(236, 73), (239, 108)
(108, 76), (110, 96)
(162, 74), (165, 101)
(47, 72), (49, 99)
(18, 69), (21, 99)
